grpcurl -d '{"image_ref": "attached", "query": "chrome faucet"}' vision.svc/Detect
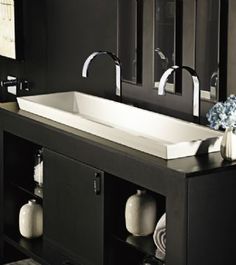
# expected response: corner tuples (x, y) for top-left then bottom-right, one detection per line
(82, 51), (122, 98)
(158, 65), (200, 117)
(0, 78), (30, 91)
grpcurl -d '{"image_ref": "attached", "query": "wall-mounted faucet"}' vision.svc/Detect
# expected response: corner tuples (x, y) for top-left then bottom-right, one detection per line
(82, 51), (122, 98)
(158, 65), (200, 118)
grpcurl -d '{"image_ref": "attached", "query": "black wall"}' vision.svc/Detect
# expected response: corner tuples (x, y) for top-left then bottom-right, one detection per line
(0, 0), (47, 100)
(0, 0), (117, 101)
(46, 0), (117, 99)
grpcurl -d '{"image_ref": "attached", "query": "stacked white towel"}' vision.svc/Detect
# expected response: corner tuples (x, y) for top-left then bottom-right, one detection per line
(153, 213), (166, 261)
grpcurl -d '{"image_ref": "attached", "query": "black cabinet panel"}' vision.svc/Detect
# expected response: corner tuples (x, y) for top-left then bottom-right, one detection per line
(187, 170), (236, 265)
(43, 149), (104, 265)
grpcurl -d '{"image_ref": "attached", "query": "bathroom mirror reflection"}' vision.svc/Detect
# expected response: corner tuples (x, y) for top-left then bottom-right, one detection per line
(117, 0), (227, 104)
(196, 0), (220, 102)
(117, 0), (142, 84)
(154, 0), (182, 93)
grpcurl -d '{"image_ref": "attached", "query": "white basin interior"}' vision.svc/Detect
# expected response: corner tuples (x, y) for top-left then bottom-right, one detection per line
(17, 91), (223, 159)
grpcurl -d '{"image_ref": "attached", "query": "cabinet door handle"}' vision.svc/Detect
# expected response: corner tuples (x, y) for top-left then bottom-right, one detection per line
(93, 172), (101, 195)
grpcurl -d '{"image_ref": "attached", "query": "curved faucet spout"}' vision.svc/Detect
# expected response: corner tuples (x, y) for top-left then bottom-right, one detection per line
(158, 65), (200, 118)
(82, 51), (122, 97)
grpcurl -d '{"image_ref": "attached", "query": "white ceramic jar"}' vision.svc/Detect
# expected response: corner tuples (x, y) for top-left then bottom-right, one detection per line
(19, 199), (43, 238)
(125, 190), (157, 236)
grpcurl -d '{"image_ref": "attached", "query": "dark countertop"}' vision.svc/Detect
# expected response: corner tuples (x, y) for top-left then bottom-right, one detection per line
(0, 102), (235, 195)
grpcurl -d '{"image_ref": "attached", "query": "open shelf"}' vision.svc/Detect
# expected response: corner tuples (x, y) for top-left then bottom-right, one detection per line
(113, 233), (156, 257)
(7, 180), (43, 200)
(113, 234), (164, 264)
(106, 174), (166, 265)
(3, 230), (47, 265)
(3, 229), (79, 265)
(1, 242), (28, 264)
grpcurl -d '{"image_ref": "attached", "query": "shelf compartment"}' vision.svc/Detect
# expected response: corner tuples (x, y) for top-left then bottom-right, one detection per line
(4, 132), (42, 189)
(3, 230), (47, 265)
(3, 184), (43, 247)
(113, 234), (164, 264)
(113, 233), (156, 257)
(6, 180), (43, 200)
(1, 242), (28, 264)
(4, 230), (80, 265)
(106, 174), (166, 265)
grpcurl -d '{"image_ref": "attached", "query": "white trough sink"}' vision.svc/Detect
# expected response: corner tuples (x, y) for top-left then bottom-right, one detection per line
(17, 91), (223, 160)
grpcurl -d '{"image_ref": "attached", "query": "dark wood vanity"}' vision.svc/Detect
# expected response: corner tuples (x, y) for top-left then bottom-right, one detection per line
(0, 103), (236, 265)
(0, 0), (236, 264)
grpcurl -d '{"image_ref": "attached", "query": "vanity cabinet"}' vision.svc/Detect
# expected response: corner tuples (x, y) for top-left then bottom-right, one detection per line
(1, 103), (236, 265)
(43, 149), (104, 265)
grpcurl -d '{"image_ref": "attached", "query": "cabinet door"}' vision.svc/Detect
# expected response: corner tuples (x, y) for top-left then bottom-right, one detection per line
(43, 149), (104, 265)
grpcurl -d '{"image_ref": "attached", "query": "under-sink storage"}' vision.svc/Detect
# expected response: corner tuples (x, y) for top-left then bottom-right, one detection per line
(1, 133), (82, 265)
(43, 148), (105, 265)
(1, 132), (167, 265)
(4, 133), (42, 199)
(2, 103), (236, 265)
(3, 133), (43, 237)
(2, 133), (44, 264)
(2, 133), (106, 265)
(106, 175), (166, 265)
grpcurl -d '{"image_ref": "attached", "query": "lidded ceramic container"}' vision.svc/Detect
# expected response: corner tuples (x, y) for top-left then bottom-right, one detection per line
(125, 190), (157, 236)
(19, 199), (43, 238)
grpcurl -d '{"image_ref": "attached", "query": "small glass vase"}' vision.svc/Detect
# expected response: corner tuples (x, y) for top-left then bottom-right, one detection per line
(220, 127), (236, 161)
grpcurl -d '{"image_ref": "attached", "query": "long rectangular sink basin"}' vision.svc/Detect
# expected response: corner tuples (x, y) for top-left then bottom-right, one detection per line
(17, 91), (223, 160)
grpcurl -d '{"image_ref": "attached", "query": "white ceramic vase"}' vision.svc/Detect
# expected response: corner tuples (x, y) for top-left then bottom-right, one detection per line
(125, 190), (157, 236)
(220, 127), (236, 161)
(19, 199), (43, 239)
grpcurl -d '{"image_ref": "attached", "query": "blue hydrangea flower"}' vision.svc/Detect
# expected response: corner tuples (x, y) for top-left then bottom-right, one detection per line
(207, 95), (236, 130)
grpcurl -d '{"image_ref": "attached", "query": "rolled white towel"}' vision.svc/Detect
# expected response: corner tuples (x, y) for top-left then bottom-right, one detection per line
(153, 213), (166, 260)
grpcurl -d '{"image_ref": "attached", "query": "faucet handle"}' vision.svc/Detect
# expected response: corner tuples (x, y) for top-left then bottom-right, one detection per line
(1, 78), (30, 92)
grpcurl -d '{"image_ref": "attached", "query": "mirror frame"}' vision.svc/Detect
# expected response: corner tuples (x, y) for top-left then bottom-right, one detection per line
(196, 0), (228, 103)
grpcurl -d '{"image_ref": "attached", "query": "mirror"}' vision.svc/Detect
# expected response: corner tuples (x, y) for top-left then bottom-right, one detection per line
(117, 0), (227, 104)
(154, 0), (179, 92)
(196, 0), (220, 101)
(117, 0), (142, 84)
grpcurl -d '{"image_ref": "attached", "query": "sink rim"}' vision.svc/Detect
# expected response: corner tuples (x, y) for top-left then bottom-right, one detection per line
(17, 91), (223, 160)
